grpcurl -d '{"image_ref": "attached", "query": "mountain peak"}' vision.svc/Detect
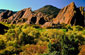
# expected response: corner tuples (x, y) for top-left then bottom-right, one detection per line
(44, 5), (56, 8)
(53, 1), (84, 26)
(71, 2), (75, 5)
(69, 2), (75, 7)
(34, 5), (60, 18)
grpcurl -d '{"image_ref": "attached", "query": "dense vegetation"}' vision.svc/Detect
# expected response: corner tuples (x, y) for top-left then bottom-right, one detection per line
(0, 22), (85, 55)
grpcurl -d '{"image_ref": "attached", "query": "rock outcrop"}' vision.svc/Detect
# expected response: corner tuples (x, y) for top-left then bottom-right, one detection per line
(8, 8), (32, 24)
(53, 2), (85, 26)
(28, 12), (48, 25)
(0, 2), (84, 27)
(0, 10), (13, 22)
(41, 22), (52, 28)
(8, 8), (49, 25)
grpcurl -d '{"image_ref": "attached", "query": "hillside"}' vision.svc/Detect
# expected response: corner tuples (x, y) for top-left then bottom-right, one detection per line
(0, 2), (85, 55)
(34, 5), (60, 18)
(0, 9), (7, 13)
(0, 9), (17, 14)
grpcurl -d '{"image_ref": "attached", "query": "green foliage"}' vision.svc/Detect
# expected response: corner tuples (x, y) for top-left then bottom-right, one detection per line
(42, 51), (57, 55)
(0, 40), (6, 50)
(0, 22), (85, 55)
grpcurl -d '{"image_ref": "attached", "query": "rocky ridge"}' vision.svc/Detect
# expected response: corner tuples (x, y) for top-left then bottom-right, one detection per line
(53, 2), (84, 26)
(0, 2), (84, 27)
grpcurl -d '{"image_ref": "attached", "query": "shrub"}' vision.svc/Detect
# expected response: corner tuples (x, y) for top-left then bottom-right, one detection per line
(78, 45), (85, 55)
(0, 39), (6, 50)
(20, 45), (48, 55)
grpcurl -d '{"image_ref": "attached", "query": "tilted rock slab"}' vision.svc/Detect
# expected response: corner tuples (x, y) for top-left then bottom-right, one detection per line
(0, 10), (13, 22)
(8, 8), (49, 25)
(53, 2), (84, 26)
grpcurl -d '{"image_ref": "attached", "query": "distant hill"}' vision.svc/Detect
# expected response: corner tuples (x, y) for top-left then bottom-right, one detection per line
(34, 5), (60, 18)
(0, 9), (17, 14)
(0, 9), (7, 13)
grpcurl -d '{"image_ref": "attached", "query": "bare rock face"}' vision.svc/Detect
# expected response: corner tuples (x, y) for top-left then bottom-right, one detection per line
(8, 8), (49, 25)
(28, 12), (48, 25)
(0, 10), (13, 22)
(53, 2), (84, 26)
(1, 2), (84, 27)
(8, 8), (32, 24)
(41, 22), (52, 28)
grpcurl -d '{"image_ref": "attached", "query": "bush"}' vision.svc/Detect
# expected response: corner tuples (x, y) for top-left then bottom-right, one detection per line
(0, 40), (6, 50)
(78, 45), (85, 55)
(20, 45), (48, 55)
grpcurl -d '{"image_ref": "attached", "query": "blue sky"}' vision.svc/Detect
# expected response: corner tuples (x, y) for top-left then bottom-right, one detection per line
(0, 0), (85, 11)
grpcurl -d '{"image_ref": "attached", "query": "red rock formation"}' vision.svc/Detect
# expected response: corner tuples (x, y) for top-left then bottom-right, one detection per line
(41, 22), (52, 28)
(53, 2), (76, 24)
(8, 8), (32, 24)
(0, 10), (13, 21)
(8, 8), (49, 25)
(0, 2), (84, 27)
(25, 12), (49, 25)
(53, 2), (84, 26)
(31, 12), (48, 25)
